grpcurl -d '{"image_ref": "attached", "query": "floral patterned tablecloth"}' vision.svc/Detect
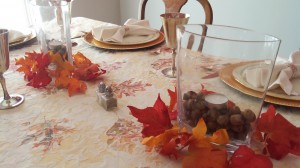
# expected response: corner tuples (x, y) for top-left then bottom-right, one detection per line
(0, 17), (299, 168)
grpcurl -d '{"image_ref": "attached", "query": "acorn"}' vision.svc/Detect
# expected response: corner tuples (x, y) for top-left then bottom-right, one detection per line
(196, 92), (205, 101)
(191, 109), (203, 122)
(242, 109), (256, 123)
(229, 106), (241, 115)
(230, 114), (244, 126)
(195, 100), (206, 111)
(206, 121), (219, 133)
(217, 115), (229, 127)
(183, 91), (198, 100)
(231, 125), (244, 133)
(206, 110), (219, 121)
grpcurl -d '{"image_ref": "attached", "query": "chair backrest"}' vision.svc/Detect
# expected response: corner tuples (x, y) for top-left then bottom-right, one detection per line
(138, 0), (213, 51)
(138, 0), (213, 24)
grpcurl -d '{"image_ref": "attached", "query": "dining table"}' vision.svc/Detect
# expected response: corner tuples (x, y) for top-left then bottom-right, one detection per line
(0, 17), (300, 168)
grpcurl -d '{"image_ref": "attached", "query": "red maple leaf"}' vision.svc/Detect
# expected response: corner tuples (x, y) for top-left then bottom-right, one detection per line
(201, 84), (215, 95)
(128, 94), (173, 137)
(167, 88), (177, 120)
(256, 105), (300, 160)
(229, 145), (272, 168)
(27, 69), (52, 88)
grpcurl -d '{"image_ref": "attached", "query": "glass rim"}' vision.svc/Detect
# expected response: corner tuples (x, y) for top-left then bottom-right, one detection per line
(177, 24), (281, 43)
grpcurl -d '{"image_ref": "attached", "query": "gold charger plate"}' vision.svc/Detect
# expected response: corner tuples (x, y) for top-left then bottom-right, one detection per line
(83, 32), (164, 50)
(9, 29), (36, 48)
(219, 62), (300, 107)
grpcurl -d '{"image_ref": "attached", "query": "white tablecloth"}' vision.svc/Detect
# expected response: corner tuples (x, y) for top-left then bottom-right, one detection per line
(0, 17), (299, 168)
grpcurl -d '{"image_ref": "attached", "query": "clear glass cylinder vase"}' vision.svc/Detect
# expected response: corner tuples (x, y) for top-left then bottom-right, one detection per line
(176, 24), (281, 148)
(29, 0), (72, 64)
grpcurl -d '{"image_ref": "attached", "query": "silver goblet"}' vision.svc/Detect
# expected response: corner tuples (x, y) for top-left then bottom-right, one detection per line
(0, 29), (24, 109)
(160, 13), (190, 78)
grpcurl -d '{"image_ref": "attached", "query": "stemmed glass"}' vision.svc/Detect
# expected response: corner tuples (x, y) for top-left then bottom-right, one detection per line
(0, 29), (24, 109)
(160, 13), (189, 78)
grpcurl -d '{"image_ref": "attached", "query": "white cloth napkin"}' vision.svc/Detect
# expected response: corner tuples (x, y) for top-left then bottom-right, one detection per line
(91, 18), (158, 43)
(8, 30), (30, 43)
(243, 50), (300, 95)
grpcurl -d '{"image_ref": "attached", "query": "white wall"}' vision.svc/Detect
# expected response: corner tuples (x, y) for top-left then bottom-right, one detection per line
(72, 0), (120, 24)
(120, 0), (300, 58)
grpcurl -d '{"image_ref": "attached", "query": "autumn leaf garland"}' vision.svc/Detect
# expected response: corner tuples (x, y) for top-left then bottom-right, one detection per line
(15, 51), (106, 96)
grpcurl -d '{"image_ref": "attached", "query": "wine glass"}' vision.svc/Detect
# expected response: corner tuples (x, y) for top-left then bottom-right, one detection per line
(0, 29), (24, 109)
(160, 13), (189, 78)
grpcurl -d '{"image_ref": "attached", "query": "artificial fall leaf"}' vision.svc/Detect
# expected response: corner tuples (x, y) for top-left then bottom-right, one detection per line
(167, 88), (177, 112)
(182, 147), (228, 168)
(187, 118), (229, 150)
(73, 52), (92, 67)
(167, 88), (178, 120)
(15, 52), (51, 87)
(160, 138), (181, 159)
(49, 52), (74, 72)
(229, 145), (272, 168)
(27, 69), (52, 88)
(128, 94), (173, 137)
(55, 70), (87, 96)
(256, 105), (300, 160)
(142, 126), (181, 148)
(200, 84), (215, 95)
(73, 52), (106, 81)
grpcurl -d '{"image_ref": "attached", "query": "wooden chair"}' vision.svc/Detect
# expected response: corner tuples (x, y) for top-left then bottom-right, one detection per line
(138, 0), (213, 24)
(138, 0), (213, 51)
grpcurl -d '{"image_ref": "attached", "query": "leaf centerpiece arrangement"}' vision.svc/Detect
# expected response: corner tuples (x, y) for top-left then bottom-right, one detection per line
(15, 51), (106, 96)
(128, 88), (300, 167)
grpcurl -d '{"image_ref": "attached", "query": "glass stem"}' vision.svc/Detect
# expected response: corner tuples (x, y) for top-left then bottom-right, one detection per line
(0, 73), (11, 101)
(171, 48), (176, 76)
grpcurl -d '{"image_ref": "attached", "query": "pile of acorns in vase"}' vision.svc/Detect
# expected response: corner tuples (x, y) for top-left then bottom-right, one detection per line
(182, 91), (256, 140)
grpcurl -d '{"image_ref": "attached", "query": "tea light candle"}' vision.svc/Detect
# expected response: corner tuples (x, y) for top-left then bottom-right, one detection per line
(204, 93), (228, 110)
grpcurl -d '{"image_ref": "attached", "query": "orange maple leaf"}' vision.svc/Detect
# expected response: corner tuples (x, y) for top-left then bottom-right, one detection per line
(55, 70), (87, 96)
(73, 52), (106, 81)
(49, 52), (74, 72)
(182, 119), (229, 168)
(187, 118), (229, 149)
(182, 147), (228, 168)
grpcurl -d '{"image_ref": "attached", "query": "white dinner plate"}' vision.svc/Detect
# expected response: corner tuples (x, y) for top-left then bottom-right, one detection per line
(9, 28), (36, 47)
(96, 32), (161, 46)
(232, 62), (300, 100)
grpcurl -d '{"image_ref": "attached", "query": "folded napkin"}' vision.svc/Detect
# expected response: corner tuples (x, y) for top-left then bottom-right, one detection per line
(91, 19), (158, 43)
(8, 30), (30, 43)
(243, 50), (300, 95)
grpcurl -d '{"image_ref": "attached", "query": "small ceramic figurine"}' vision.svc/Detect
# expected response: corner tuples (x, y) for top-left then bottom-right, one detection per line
(100, 85), (117, 111)
(96, 82), (106, 104)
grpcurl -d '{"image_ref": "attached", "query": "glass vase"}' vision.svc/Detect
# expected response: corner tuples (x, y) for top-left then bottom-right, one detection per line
(176, 24), (281, 150)
(28, 0), (73, 64)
